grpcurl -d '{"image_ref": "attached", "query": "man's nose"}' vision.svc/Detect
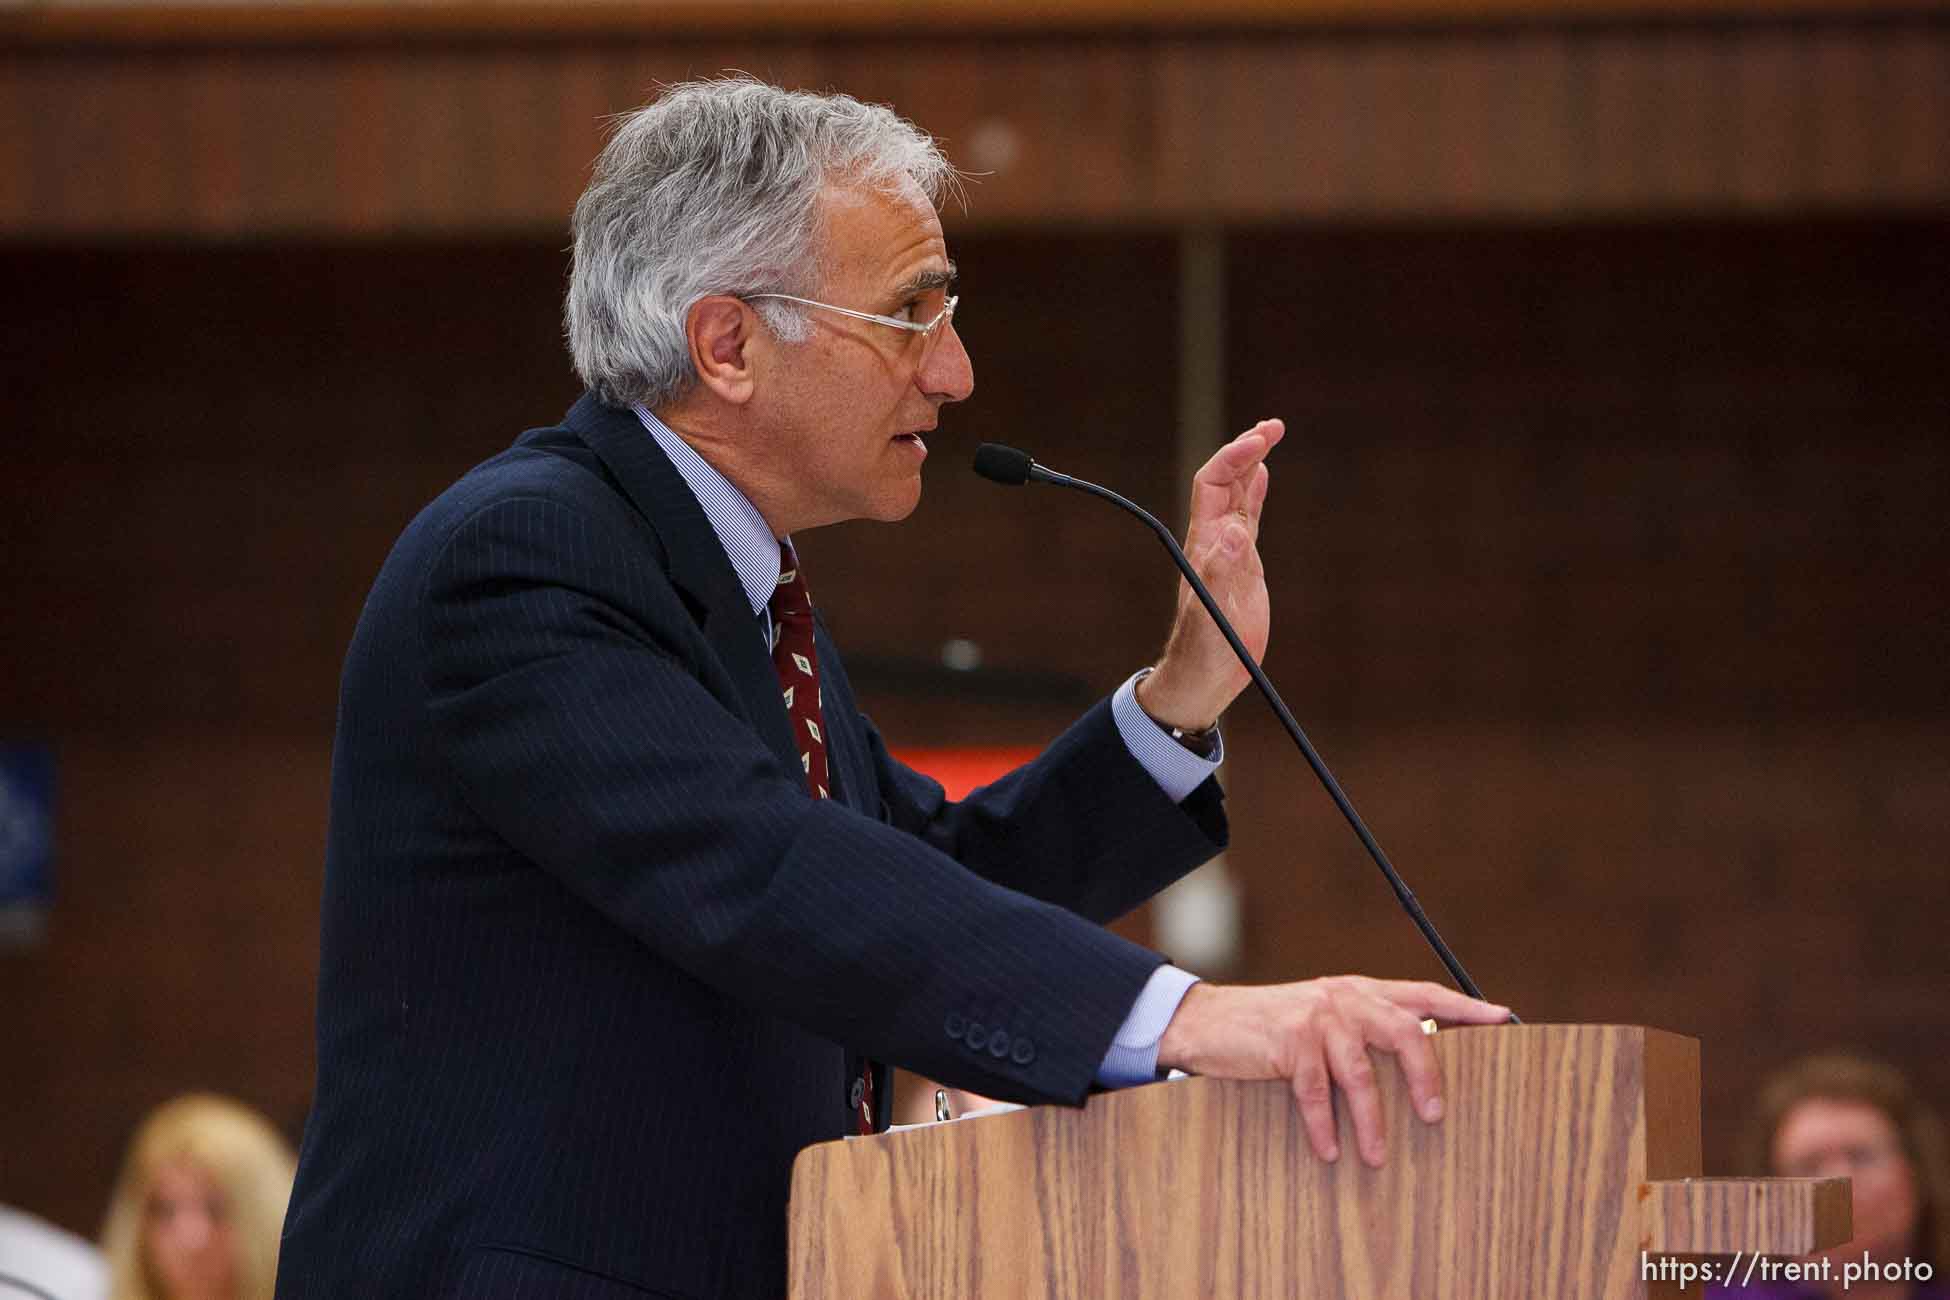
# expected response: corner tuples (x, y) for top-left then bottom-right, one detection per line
(919, 321), (974, 403)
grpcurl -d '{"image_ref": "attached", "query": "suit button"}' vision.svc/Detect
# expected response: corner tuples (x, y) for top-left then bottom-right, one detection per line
(987, 1029), (1011, 1059)
(849, 1078), (865, 1109)
(1011, 1037), (1036, 1065)
(964, 1021), (986, 1051)
(944, 1012), (966, 1039)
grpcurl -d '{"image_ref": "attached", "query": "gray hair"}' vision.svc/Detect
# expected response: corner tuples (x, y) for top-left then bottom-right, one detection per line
(566, 77), (959, 411)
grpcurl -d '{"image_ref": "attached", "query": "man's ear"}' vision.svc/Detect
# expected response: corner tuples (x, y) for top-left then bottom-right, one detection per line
(686, 295), (757, 405)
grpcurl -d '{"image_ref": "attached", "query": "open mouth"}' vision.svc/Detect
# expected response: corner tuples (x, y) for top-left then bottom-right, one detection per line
(893, 432), (928, 452)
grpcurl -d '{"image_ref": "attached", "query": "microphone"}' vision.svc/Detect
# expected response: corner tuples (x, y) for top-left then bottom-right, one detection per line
(973, 441), (1506, 1012)
(971, 443), (1040, 486)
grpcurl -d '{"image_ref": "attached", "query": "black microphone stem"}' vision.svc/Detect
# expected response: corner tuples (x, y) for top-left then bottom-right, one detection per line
(1033, 462), (1505, 1013)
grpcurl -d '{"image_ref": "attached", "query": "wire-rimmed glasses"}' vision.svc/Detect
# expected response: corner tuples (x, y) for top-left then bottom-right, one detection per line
(743, 291), (959, 359)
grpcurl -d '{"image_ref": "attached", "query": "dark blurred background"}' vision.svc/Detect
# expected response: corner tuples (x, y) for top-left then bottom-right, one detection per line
(2, 0), (1946, 1238)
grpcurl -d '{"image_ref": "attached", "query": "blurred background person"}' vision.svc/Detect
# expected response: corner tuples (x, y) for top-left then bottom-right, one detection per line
(1709, 1054), (1950, 1300)
(98, 1095), (296, 1300)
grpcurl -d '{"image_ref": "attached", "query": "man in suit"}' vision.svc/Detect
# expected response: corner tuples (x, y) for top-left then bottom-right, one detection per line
(275, 79), (1509, 1299)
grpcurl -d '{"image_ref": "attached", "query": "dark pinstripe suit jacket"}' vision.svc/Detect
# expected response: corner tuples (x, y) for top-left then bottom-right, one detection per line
(275, 393), (1228, 1299)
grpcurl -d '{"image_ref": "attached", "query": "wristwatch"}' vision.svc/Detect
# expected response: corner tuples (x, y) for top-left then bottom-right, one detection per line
(1134, 667), (1220, 758)
(1164, 720), (1221, 759)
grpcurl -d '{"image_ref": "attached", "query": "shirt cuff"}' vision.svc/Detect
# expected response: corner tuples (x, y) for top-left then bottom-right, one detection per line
(1110, 670), (1224, 804)
(1097, 964), (1201, 1087)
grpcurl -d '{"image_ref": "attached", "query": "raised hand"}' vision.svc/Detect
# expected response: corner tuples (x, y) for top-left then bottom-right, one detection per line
(1134, 419), (1284, 732)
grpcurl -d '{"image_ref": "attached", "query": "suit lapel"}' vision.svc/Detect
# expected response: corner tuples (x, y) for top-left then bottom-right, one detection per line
(564, 394), (802, 779)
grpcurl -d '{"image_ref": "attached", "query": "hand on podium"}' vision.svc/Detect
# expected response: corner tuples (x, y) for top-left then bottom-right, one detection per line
(1156, 976), (1514, 1170)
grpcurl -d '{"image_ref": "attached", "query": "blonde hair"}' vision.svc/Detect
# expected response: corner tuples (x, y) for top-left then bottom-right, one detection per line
(99, 1094), (297, 1300)
(1741, 1053), (1950, 1271)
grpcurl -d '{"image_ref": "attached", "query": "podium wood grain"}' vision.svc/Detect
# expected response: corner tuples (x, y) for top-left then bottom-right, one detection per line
(789, 1024), (1810, 1299)
(1643, 1176), (1852, 1256)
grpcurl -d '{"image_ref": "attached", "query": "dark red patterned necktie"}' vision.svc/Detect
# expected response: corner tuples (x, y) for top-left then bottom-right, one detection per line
(768, 542), (874, 1133)
(769, 541), (830, 801)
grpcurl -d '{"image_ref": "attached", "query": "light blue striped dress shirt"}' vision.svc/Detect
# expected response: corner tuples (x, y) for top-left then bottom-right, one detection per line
(632, 404), (1212, 1086)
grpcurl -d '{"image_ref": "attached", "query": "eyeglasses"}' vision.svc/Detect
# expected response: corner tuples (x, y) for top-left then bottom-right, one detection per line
(1780, 1141), (1904, 1179)
(743, 291), (958, 357)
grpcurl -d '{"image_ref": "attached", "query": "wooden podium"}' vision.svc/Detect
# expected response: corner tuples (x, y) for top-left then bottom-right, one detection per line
(789, 1025), (1851, 1298)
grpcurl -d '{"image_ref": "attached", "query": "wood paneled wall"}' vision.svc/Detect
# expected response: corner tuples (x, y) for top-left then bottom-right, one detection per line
(2, 219), (1944, 1236)
(4, 16), (1947, 237)
(7, 0), (1933, 32)
(1213, 222), (1949, 1172)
